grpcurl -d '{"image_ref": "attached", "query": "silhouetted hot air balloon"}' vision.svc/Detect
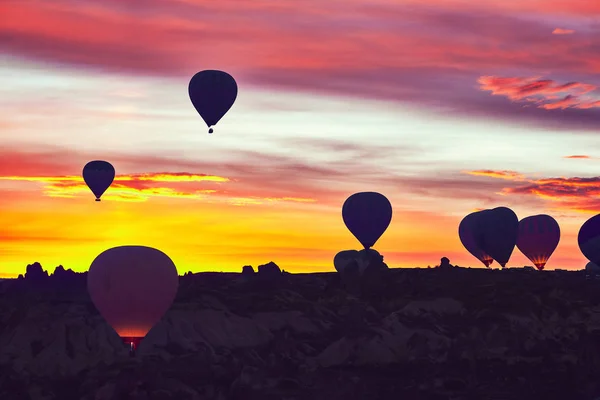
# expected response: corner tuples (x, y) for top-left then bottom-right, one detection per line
(578, 214), (600, 266)
(87, 246), (179, 356)
(189, 70), (238, 134)
(516, 214), (560, 270)
(342, 192), (392, 249)
(333, 250), (359, 273)
(476, 207), (519, 268)
(83, 161), (115, 202)
(586, 261), (600, 279)
(458, 211), (494, 268)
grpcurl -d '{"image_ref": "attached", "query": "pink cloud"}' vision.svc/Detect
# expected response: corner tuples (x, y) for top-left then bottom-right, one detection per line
(553, 28), (575, 35)
(468, 169), (600, 213)
(563, 155), (592, 159)
(479, 76), (600, 110)
(3, 0), (600, 130)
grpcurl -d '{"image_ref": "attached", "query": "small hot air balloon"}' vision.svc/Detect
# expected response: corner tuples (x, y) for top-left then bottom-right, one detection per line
(578, 214), (600, 266)
(516, 214), (560, 270)
(459, 211), (494, 268)
(189, 70), (238, 134)
(342, 192), (392, 249)
(83, 161), (115, 201)
(333, 250), (360, 273)
(87, 246), (179, 356)
(585, 261), (600, 279)
(476, 207), (519, 268)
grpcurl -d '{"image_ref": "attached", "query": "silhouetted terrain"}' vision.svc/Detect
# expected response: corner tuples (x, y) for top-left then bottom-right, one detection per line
(2, 261), (600, 399)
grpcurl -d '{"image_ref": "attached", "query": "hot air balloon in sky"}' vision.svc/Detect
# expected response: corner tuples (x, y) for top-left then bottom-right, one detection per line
(459, 211), (494, 268)
(188, 70), (238, 134)
(342, 192), (392, 249)
(87, 245), (179, 356)
(476, 207), (519, 268)
(83, 160), (115, 201)
(516, 214), (560, 270)
(333, 250), (360, 273)
(578, 214), (600, 266)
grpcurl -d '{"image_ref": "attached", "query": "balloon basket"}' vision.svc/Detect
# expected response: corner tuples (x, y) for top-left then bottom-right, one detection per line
(95, 198), (101, 202)
(121, 337), (143, 357)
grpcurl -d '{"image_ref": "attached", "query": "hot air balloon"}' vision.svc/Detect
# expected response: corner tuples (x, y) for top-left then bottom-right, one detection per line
(333, 250), (360, 273)
(458, 211), (494, 268)
(342, 192), (392, 249)
(476, 207), (519, 268)
(578, 214), (600, 266)
(585, 261), (600, 279)
(516, 214), (560, 270)
(83, 161), (115, 201)
(356, 248), (384, 274)
(87, 246), (179, 356)
(189, 70), (238, 134)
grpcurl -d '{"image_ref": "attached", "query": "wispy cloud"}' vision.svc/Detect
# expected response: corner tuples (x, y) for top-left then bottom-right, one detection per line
(464, 170), (527, 181)
(563, 155), (592, 159)
(466, 169), (600, 213)
(0, 172), (320, 204)
(478, 76), (600, 110)
(3, 0), (600, 131)
(552, 28), (575, 35)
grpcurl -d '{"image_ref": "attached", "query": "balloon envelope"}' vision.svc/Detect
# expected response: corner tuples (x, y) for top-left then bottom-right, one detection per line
(476, 207), (519, 268)
(578, 214), (600, 265)
(586, 262), (600, 272)
(333, 250), (360, 273)
(458, 211), (494, 268)
(87, 246), (179, 349)
(516, 214), (560, 270)
(83, 160), (115, 201)
(342, 192), (392, 249)
(188, 70), (238, 132)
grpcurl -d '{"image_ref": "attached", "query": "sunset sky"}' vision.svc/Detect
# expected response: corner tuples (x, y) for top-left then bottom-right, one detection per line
(2, 0), (600, 277)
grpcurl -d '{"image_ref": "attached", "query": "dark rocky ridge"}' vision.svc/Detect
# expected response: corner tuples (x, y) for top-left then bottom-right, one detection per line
(1, 261), (600, 399)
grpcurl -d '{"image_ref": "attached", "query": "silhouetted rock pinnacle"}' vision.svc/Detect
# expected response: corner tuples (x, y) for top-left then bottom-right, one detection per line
(25, 262), (49, 281)
(242, 265), (255, 275)
(257, 261), (281, 278)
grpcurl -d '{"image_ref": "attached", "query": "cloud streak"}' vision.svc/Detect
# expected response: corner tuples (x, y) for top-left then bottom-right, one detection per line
(467, 169), (600, 213)
(478, 76), (600, 110)
(0, 172), (320, 204)
(3, 0), (600, 130)
(553, 28), (575, 35)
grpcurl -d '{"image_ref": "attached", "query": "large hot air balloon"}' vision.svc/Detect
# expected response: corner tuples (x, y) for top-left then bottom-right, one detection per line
(189, 70), (238, 134)
(516, 214), (560, 270)
(83, 160), (115, 201)
(476, 207), (519, 268)
(578, 214), (600, 266)
(333, 250), (360, 273)
(342, 192), (392, 249)
(87, 246), (179, 356)
(458, 211), (494, 268)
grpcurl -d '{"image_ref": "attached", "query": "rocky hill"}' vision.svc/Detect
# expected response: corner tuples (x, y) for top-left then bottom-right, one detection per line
(2, 262), (600, 399)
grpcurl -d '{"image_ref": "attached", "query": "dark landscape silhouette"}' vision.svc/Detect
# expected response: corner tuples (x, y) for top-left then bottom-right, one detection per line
(4, 258), (600, 399)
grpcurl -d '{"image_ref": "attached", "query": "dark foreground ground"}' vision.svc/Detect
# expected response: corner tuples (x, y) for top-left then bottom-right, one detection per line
(2, 265), (600, 400)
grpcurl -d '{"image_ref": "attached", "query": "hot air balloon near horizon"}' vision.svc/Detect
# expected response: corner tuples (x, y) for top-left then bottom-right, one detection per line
(578, 214), (600, 266)
(476, 206), (519, 268)
(342, 192), (392, 250)
(189, 70), (238, 134)
(459, 211), (494, 268)
(83, 160), (115, 202)
(333, 250), (360, 273)
(87, 245), (179, 357)
(516, 214), (560, 270)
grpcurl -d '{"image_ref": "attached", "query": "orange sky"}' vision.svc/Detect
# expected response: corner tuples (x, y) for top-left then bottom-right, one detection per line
(2, 0), (600, 277)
